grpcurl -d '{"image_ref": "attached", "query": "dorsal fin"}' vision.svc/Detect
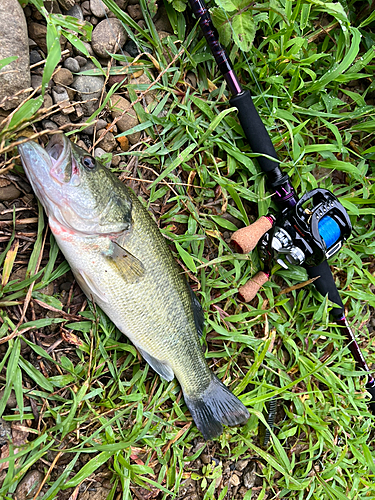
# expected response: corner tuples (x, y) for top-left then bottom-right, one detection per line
(189, 285), (205, 337)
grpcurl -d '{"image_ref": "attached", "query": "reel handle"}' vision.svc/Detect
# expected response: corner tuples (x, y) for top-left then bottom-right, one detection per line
(231, 216), (274, 254)
(238, 271), (269, 302)
(231, 216), (273, 302)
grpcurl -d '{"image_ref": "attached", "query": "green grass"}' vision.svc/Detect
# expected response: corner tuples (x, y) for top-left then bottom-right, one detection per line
(0, 0), (375, 498)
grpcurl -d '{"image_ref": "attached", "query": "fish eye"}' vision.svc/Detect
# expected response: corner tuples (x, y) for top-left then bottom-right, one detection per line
(81, 156), (96, 170)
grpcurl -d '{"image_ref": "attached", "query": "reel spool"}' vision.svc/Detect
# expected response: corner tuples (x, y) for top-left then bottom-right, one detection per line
(231, 189), (352, 302)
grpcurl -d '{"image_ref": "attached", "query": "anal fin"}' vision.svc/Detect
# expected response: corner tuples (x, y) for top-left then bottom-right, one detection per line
(137, 346), (175, 381)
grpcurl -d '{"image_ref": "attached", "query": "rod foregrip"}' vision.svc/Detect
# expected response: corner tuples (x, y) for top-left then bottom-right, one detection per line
(229, 91), (282, 177)
(306, 260), (344, 318)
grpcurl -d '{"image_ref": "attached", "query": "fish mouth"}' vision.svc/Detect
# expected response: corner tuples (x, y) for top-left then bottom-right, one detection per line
(18, 134), (81, 221)
(46, 134), (68, 165)
(18, 134), (80, 187)
(45, 134), (74, 184)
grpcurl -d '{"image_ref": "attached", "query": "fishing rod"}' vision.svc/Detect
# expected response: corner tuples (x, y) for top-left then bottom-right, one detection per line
(188, 0), (375, 413)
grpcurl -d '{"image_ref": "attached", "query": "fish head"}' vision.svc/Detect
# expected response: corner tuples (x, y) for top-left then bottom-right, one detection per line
(18, 134), (132, 235)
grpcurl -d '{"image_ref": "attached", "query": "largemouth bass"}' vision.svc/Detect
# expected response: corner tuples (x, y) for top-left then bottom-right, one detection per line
(18, 134), (249, 439)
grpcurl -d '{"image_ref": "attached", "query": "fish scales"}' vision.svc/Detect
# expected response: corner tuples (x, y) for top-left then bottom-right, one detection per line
(53, 189), (212, 395)
(18, 134), (250, 439)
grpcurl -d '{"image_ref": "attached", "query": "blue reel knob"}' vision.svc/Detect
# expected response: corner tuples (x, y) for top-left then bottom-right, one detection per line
(318, 216), (341, 249)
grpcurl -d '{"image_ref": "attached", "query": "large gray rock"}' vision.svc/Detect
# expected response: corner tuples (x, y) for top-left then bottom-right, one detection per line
(0, 0), (31, 110)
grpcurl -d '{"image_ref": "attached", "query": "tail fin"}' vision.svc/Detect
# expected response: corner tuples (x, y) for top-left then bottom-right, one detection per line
(184, 375), (250, 440)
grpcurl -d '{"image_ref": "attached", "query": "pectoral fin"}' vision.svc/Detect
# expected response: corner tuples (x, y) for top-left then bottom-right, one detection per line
(104, 239), (145, 283)
(136, 346), (175, 381)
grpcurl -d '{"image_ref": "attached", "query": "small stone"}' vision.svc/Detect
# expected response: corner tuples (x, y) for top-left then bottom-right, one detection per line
(32, 9), (43, 21)
(57, 0), (76, 10)
(243, 464), (257, 489)
(90, 16), (99, 26)
(79, 486), (113, 500)
(44, 0), (62, 14)
(123, 39), (139, 58)
(30, 49), (43, 65)
(236, 459), (249, 471)
(97, 131), (117, 152)
(70, 104), (84, 121)
(76, 140), (89, 152)
(111, 154), (121, 167)
(154, 4), (173, 32)
(43, 93), (53, 109)
(130, 73), (156, 105)
(28, 37), (37, 49)
(38, 281), (54, 295)
(73, 41), (94, 57)
(110, 94), (140, 144)
(42, 119), (59, 130)
(91, 18), (128, 59)
(115, 0), (127, 8)
(52, 113), (71, 128)
(52, 86), (74, 115)
(0, 390), (17, 411)
(83, 118), (108, 135)
(72, 70), (105, 116)
(90, 0), (110, 18)
(64, 57), (81, 73)
(53, 68), (74, 86)
(95, 147), (111, 167)
(108, 123), (117, 134)
(0, 418), (12, 445)
(81, 1), (91, 15)
(66, 4), (84, 21)
(28, 22), (49, 54)
(52, 85), (70, 103)
(75, 55), (88, 68)
(229, 473), (240, 487)
(14, 470), (44, 500)
(96, 119), (109, 131)
(192, 441), (205, 453)
(31, 74), (43, 95)
(116, 135), (129, 151)
(138, 20), (147, 30)
(201, 454), (211, 465)
(108, 72), (128, 89)
(127, 4), (143, 21)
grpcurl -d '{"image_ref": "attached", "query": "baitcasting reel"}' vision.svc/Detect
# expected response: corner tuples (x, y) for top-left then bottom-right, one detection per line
(259, 188), (352, 269)
(231, 188), (352, 302)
